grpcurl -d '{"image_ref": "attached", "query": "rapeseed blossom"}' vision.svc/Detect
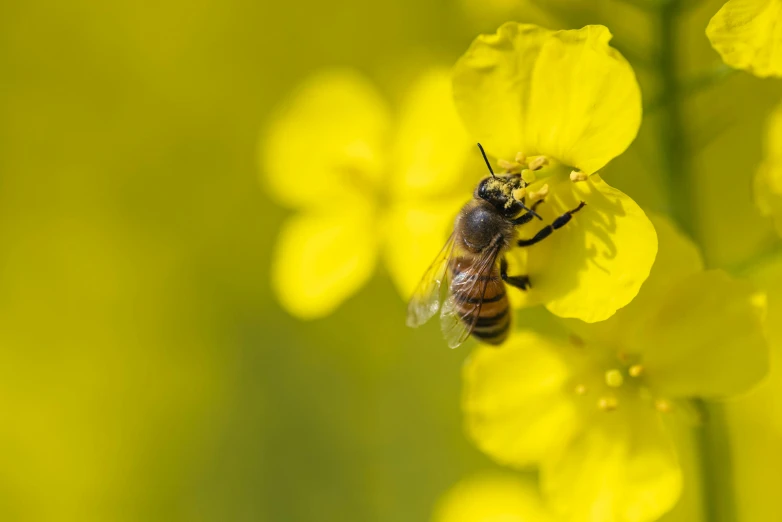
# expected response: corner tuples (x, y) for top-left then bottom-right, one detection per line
(707, 0), (782, 78)
(462, 216), (768, 521)
(262, 69), (472, 318)
(755, 101), (782, 234)
(432, 471), (560, 522)
(452, 23), (657, 322)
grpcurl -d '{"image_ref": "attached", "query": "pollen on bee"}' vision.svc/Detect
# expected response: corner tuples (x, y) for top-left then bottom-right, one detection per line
(598, 396), (618, 411)
(570, 170), (588, 182)
(528, 183), (549, 200)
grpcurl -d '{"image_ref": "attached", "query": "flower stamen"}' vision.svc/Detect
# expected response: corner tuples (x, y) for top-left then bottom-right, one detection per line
(598, 396), (618, 411)
(605, 369), (624, 388)
(570, 170), (588, 182)
(498, 159), (518, 172)
(628, 364), (644, 378)
(528, 156), (548, 171)
(527, 183), (549, 201)
(521, 169), (536, 184)
(512, 187), (527, 201)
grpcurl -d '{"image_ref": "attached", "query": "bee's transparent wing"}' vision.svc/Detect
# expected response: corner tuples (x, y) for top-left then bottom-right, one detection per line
(406, 233), (456, 328)
(439, 239), (503, 349)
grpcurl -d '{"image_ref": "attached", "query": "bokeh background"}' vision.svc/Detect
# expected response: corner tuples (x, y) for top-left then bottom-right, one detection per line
(1, 0), (781, 520)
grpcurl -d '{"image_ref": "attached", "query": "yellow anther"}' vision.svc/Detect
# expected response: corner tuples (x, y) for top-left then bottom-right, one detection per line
(574, 384), (587, 395)
(605, 369), (624, 388)
(521, 169), (536, 184)
(598, 396), (618, 411)
(528, 183), (549, 201)
(570, 170), (588, 182)
(512, 188), (527, 201)
(655, 399), (672, 413)
(498, 159), (517, 171)
(528, 156), (548, 170)
(629, 364), (644, 378)
(515, 151), (526, 164)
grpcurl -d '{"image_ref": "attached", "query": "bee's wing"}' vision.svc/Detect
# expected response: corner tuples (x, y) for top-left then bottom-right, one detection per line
(406, 233), (456, 328)
(439, 239), (503, 349)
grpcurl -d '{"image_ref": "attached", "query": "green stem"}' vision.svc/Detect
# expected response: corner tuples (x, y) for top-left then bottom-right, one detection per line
(657, 4), (737, 522)
(658, 0), (696, 239)
(696, 400), (737, 522)
(644, 63), (737, 114)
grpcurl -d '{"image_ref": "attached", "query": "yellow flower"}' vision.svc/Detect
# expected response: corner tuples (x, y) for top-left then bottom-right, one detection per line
(262, 69), (472, 318)
(707, 0), (782, 78)
(755, 100), (782, 235)
(462, 215), (768, 521)
(432, 471), (560, 522)
(726, 255), (782, 521)
(452, 23), (657, 322)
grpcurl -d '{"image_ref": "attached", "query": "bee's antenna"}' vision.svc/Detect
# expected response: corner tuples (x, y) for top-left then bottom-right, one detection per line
(518, 201), (543, 220)
(477, 143), (496, 179)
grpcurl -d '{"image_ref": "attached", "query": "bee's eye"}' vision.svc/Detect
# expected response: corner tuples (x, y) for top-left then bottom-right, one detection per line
(477, 180), (490, 198)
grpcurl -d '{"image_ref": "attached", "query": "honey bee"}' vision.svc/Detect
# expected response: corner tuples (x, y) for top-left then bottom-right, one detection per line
(406, 144), (586, 348)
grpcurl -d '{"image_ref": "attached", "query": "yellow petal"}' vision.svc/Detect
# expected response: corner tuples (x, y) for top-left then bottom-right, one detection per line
(564, 214), (703, 347)
(727, 257), (782, 522)
(432, 471), (560, 522)
(638, 270), (769, 398)
(506, 174), (657, 323)
(542, 405), (682, 522)
(391, 69), (474, 199)
(271, 202), (378, 318)
(462, 331), (578, 467)
(707, 0), (782, 78)
(261, 70), (390, 208)
(383, 197), (464, 298)
(755, 101), (782, 235)
(452, 23), (641, 174)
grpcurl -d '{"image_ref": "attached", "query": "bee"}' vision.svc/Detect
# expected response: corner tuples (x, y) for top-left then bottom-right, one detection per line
(406, 144), (586, 348)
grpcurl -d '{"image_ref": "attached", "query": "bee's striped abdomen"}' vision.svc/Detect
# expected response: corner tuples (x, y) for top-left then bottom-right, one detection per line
(450, 259), (510, 345)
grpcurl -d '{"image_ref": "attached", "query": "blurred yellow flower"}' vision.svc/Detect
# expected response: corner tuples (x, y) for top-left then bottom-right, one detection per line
(452, 23), (656, 322)
(727, 252), (782, 522)
(262, 69), (472, 318)
(462, 216), (768, 522)
(755, 100), (782, 235)
(432, 471), (560, 522)
(707, 0), (782, 78)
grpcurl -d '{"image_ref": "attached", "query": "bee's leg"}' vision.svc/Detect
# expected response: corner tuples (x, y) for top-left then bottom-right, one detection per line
(511, 200), (545, 226)
(500, 258), (531, 290)
(517, 201), (586, 247)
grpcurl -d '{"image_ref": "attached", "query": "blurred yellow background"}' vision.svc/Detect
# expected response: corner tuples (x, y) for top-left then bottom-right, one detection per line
(0, 1), (490, 520)
(1, 0), (781, 520)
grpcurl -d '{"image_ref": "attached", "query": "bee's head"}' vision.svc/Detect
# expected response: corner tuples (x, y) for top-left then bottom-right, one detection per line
(475, 175), (523, 215)
(474, 143), (540, 219)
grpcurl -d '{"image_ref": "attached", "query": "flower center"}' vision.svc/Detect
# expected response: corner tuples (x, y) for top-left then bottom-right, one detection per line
(497, 152), (590, 210)
(566, 337), (674, 415)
